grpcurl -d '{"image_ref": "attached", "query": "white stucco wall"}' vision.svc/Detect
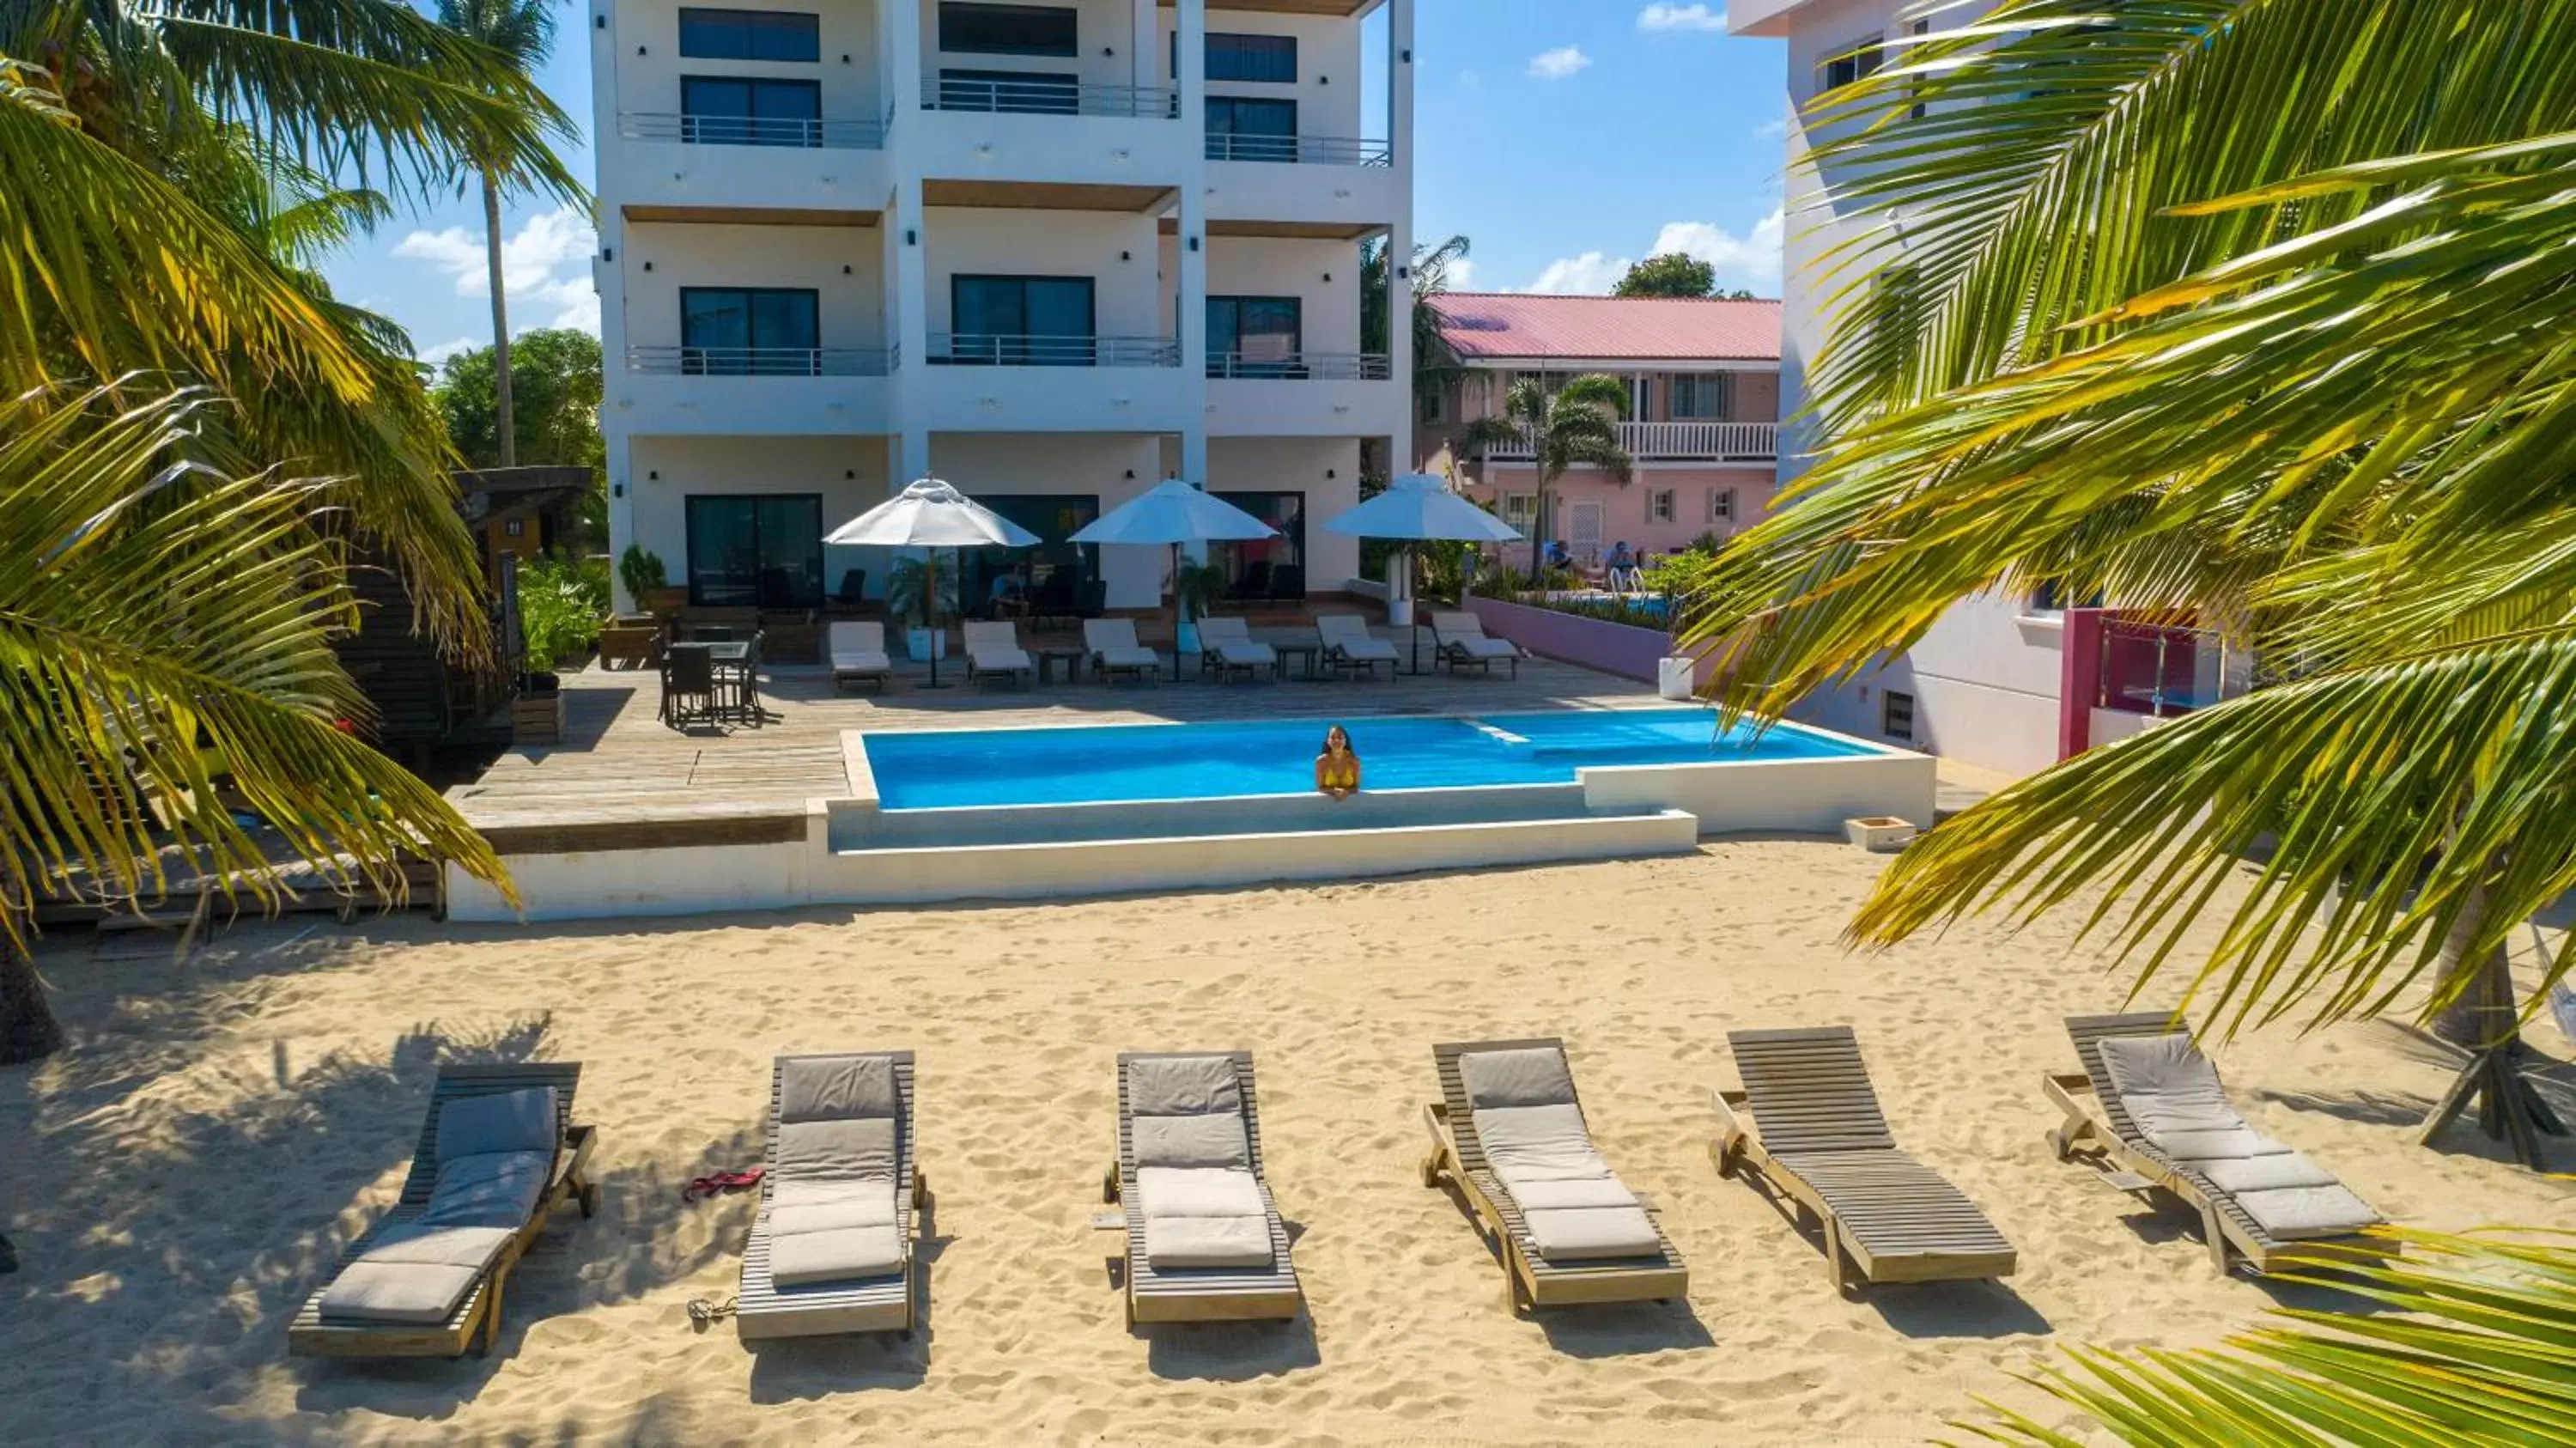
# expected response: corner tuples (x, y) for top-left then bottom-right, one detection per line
(1159, 6), (1367, 138)
(1206, 435), (1360, 591)
(610, 0), (886, 127)
(927, 432), (1165, 605)
(621, 221), (890, 354)
(918, 0), (1151, 94)
(626, 434), (896, 593)
(923, 206), (1164, 339)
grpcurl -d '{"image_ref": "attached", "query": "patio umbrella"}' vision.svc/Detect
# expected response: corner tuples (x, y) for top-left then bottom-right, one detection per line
(1322, 472), (1522, 675)
(1070, 479), (1277, 678)
(825, 477), (1038, 686)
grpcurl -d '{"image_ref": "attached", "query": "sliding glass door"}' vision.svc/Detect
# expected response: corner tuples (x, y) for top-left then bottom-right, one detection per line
(949, 275), (1096, 365)
(684, 495), (823, 608)
(680, 288), (820, 374)
(1207, 295), (1303, 377)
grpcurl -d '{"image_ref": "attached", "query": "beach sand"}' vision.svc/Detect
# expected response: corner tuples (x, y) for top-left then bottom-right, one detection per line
(3, 841), (2570, 1445)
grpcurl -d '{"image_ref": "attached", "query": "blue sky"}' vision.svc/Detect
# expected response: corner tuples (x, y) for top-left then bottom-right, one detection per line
(326, 1), (1788, 365)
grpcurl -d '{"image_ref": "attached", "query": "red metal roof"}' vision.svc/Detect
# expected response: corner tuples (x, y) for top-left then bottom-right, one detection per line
(1427, 292), (1782, 364)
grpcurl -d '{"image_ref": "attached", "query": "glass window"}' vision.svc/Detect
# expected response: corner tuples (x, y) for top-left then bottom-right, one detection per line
(1648, 489), (1675, 525)
(1206, 96), (1298, 161)
(1881, 690), (1916, 743)
(677, 9), (818, 62)
(1419, 386), (1447, 424)
(1207, 33), (1295, 83)
(685, 495), (823, 608)
(1710, 487), (1736, 524)
(1206, 296), (1302, 377)
(1670, 373), (1732, 419)
(933, 67), (1078, 114)
(1501, 493), (1534, 526)
(947, 276), (1097, 364)
(680, 288), (818, 374)
(1212, 492), (1306, 600)
(680, 76), (820, 145)
(938, 3), (1077, 58)
(1821, 34), (1884, 93)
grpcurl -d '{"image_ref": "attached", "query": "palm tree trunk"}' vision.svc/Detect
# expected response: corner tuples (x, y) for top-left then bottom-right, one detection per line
(2429, 879), (2519, 1051)
(0, 931), (65, 1064)
(482, 170), (516, 469)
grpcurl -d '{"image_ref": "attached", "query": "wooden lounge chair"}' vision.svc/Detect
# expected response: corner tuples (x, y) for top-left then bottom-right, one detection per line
(1195, 616), (1278, 682)
(289, 1062), (598, 1359)
(737, 1051), (929, 1341)
(2045, 1013), (2388, 1275)
(1430, 611), (1524, 678)
(1710, 1027), (2016, 1290)
(828, 621), (893, 695)
(1419, 1038), (1687, 1314)
(1100, 1051), (1302, 1325)
(963, 621), (1035, 689)
(1084, 618), (1163, 685)
(1316, 614), (1398, 680)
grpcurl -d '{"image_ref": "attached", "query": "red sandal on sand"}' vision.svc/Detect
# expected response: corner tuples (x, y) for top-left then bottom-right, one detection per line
(682, 1168), (763, 1203)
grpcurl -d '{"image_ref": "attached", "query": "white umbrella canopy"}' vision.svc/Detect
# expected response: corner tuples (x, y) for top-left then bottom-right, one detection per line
(823, 476), (1041, 548)
(1069, 478), (1278, 546)
(1321, 472), (1522, 543)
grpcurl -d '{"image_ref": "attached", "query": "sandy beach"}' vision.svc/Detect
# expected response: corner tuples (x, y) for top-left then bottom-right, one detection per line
(3, 841), (2570, 1446)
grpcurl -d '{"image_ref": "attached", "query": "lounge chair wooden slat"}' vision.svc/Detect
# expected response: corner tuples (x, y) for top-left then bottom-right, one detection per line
(1713, 1028), (2014, 1291)
(1110, 1050), (1302, 1324)
(736, 1050), (923, 1340)
(289, 1062), (596, 1359)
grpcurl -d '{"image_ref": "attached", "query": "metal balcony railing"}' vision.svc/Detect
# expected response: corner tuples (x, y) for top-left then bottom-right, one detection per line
(628, 346), (895, 377)
(1480, 420), (1778, 462)
(1206, 351), (1392, 380)
(928, 333), (1179, 368)
(1205, 133), (1393, 166)
(921, 78), (1176, 118)
(618, 113), (885, 149)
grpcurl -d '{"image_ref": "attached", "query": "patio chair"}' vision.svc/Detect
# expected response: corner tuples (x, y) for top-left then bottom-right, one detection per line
(2044, 1013), (2387, 1275)
(1084, 618), (1163, 685)
(828, 568), (868, 617)
(1710, 1027), (2016, 1291)
(828, 622), (892, 695)
(661, 643), (720, 727)
(289, 1063), (597, 1358)
(1419, 1038), (1687, 1315)
(715, 630), (764, 725)
(1195, 616), (1278, 683)
(1315, 615), (1398, 680)
(1101, 1052), (1302, 1325)
(736, 1052), (928, 1342)
(963, 621), (1036, 688)
(1430, 611), (1525, 679)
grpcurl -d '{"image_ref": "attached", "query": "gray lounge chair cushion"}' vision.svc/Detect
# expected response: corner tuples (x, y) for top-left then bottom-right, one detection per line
(1473, 1103), (1610, 1182)
(833, 650), (891, 674)
(2228, 1184), (2379, 1238)
(1143, 1213), (1273, 1269)
(436, 1086), (557, 1163)
(1127, 1056), (1242, 1116)
(1098, 646), (1159, 668)
(318, 1223), (515, 1323)
(2095, 1034), (2244, 1139)
(1521, 1204), (1661, 1262)
(1508, 1174), (1639, 1212)
(1136, 1165), (1265, 1219)
(420, 1149), (550, 1228)
(769, 1181), (899, 1237)
(1459, 1047), (1577, 1110)
(2098, 1033), (2378, 1239)
(780, 1055), (900, 1123)
(1214, 642), (1278, 666)
(1332, 637), (1399, 660)
(1450, 636), (1518, 659)
(1133, 1111), (1251, 1170)
(778, 1116), (897, 1183)
(769, 1223), (904, 1286)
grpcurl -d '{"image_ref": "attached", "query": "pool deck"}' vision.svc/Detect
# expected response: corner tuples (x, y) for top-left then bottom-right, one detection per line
(447, 636), (1677, 853)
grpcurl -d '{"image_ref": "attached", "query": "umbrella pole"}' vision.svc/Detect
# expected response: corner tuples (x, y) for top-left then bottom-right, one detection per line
(1170, 541), (1183, 681)
(922, 546), (952, 689)
(1406, 546), (1424, 677)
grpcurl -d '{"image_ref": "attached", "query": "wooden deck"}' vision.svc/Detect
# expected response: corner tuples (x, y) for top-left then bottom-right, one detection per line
(446, 624), (1668, 849)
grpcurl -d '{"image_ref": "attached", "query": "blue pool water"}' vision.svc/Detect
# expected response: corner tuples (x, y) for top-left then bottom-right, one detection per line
(864, 709), (1876, 810)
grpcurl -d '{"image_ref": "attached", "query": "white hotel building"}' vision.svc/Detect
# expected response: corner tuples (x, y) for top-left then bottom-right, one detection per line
(591, 0), (1415, 615)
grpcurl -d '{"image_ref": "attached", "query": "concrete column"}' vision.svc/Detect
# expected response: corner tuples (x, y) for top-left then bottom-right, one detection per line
(1388, 0), (1417, 478)
(1130, 0), (1156, 94)
(886, 0), (921, 120)
(889, 172), (932, 485)
(1176, 0), (1209, 501)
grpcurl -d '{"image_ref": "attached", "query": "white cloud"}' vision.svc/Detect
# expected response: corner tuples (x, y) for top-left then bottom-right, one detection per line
(1637, 3), (1724, 33)
(417, 336), (480, 368)
(1517, 208), (1787, 296)
(1445, 257), (1479, 289)
(393, 206), (601, 335)
(1754, 114), (1789, 142)
(1528, 46), (1592, 80)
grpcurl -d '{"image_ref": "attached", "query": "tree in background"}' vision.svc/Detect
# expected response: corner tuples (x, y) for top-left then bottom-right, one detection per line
(434, 328), (605, 550)
(1363, 233), (1473, 422)
(435, 0), (568, 469)
(1613, 252), (1715, 298)
(1459, 375), (1631, 582)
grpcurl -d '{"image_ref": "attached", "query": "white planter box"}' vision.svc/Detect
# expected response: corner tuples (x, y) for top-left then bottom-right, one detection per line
(1658, 656), (1698, 700)
(905, 628), (949, 661)
(1844, 815), (1918, 852)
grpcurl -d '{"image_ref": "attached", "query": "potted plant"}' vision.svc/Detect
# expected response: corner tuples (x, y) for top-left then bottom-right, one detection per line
(1170, 557), (1230, 655)
(886, 553), (958, 660)
(617, 545), (683, 616)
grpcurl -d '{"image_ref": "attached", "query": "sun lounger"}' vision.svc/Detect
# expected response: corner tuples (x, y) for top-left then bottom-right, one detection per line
(2045, 1013), (2387, 1275)
(1430, 611), (1524, 678)
(1419, 1038), (1686, 1314)
(963, 621), (1035, 689)
(1101, 1051), (1301, 1325)
(828, 621), (893, 694)
(1194, 616), (1278, 683)
(1084, 618), (1163, 684)
(1710, 1027), (2015, 1290)
(736, 1051), (928, 1341)
(1316, 614), (1398, 680)
(289, 1062), (597, 1358)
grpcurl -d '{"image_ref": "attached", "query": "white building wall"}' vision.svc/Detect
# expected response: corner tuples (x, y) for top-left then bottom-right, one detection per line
(628, 434), (896, 587)
(610, 0), (886, 126)
(928, 433), (1164, 605)
(1163, 7), (1366, 137)
(918, 0), (1152, 94)
(923, 207), (1163, 338)
(620, 222), (889, 353)
(1207, 435), (1362, 591)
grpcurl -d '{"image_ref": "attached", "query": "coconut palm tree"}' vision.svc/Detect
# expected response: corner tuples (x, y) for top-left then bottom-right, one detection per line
(1460, 374), (1631, 581)
(1363, 232), (1473, 420)
(435, 0), (566, 469)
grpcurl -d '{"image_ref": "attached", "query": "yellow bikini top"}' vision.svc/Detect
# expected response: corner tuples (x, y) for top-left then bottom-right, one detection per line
(1319, 752), (1358, 788)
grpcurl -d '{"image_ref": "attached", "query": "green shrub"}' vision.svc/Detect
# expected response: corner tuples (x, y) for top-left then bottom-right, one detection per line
(520, 554), (609, 672)
(617, 545), (667, 603)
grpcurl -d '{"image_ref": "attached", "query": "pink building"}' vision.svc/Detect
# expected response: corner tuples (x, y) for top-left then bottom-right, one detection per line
(1418, 293), (1782, 567)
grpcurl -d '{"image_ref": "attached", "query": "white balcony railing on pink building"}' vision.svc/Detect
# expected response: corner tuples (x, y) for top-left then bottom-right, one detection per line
(1479, 420), (1777, 463)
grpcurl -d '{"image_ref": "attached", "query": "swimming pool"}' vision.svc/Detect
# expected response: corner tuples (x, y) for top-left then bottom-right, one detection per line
(862, 709), (1880, 810)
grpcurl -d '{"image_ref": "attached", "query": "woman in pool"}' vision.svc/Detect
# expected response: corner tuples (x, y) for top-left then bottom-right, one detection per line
(1315, 724), (1362, 800)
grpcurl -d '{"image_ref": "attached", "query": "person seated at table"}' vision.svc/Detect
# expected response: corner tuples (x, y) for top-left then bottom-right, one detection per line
(1543, 539), (1573, 573)
(1315, 724), (1362, 801)
(987, 563), (1028, 618)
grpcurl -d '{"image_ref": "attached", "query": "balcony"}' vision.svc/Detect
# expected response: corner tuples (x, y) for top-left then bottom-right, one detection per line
(1481, 421), (1777, 464)
(1205, 353), (1403, 437)
(920, 77), (1176, 118)
(1205, 134), (1391, 166)
(629, 346), (895, 376)
(617, 346), (894, 435)
(617, 113), (885, 149)
(927, 333), (1179, 368)
(601, 111), (890, 217)
(1206, 351), (1390, 380)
